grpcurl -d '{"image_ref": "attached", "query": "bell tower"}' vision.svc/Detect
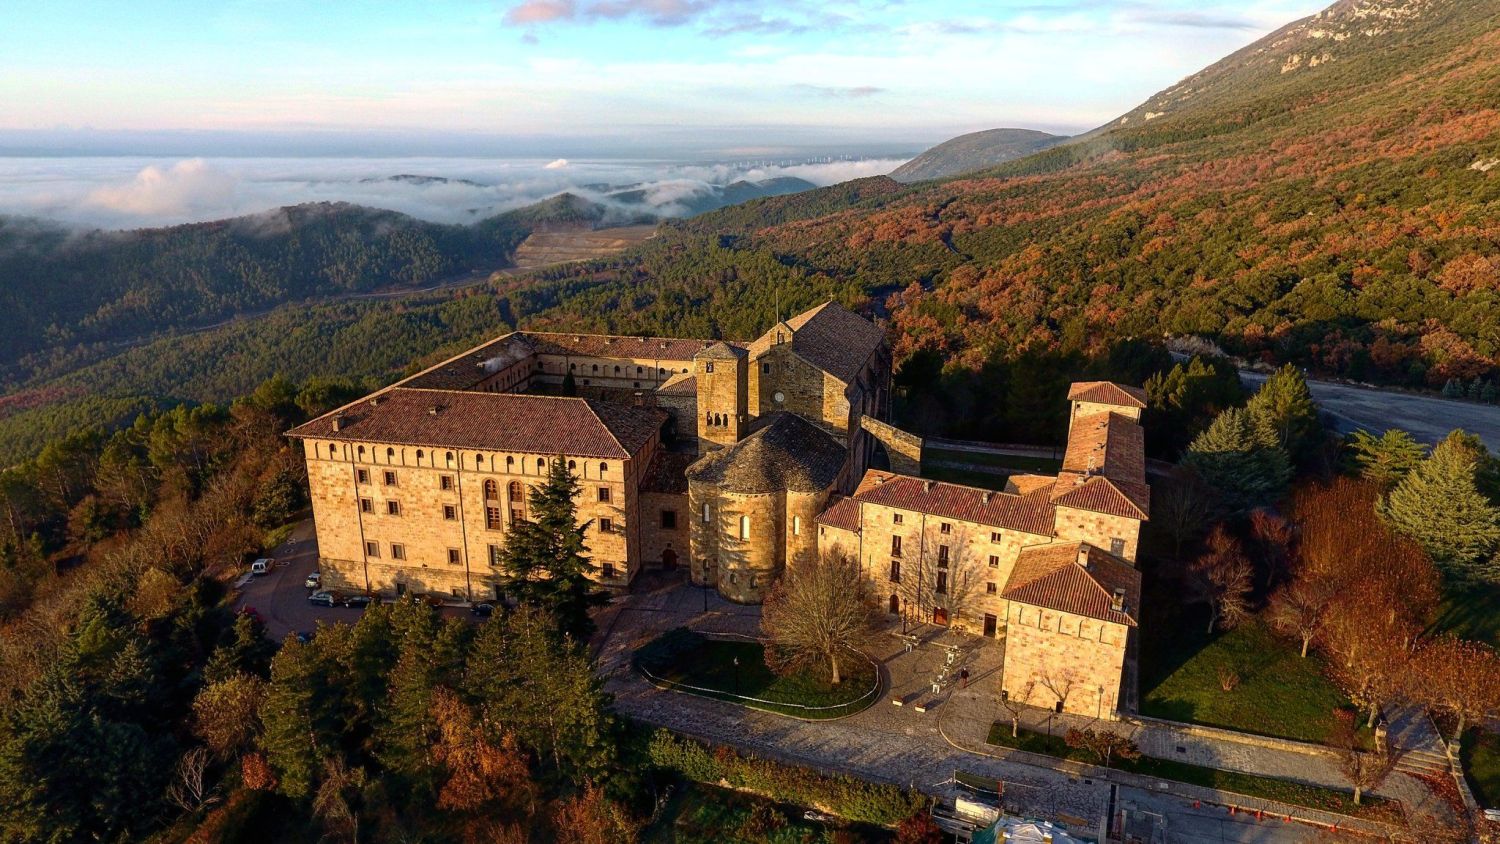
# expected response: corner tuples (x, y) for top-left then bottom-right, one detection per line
(694, 342), (747, 451)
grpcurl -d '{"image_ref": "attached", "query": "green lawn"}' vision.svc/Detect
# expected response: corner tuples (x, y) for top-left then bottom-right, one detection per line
(984, 724), (1400, 823)
(1140, 612), (1367, 747)
(635, 628), (878, 719)
(644, 782), (892, 843)
(1432, 581), (1500, 647)
(924, 448), (1062, 474)
(1462, 730), (1500, 808)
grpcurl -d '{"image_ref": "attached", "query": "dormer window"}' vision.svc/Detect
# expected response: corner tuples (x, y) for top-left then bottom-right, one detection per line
(705, 362), (714, 373)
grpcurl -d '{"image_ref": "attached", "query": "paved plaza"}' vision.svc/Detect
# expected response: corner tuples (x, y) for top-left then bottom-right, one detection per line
(591, 573), (1413, 843)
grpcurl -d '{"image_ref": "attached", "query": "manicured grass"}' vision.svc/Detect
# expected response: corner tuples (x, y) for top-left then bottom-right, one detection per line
(1140, 611), (1368, 747)
(1461, 730), (1500, 808)
(635, 628), (878, 719)
(1432, 581), (1500, 647)
(925, 448), (1062, 474)
(984, 724), (1400, 823)
(644, 782), (891, 843)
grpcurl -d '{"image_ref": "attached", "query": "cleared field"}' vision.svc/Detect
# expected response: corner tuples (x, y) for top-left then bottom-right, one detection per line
(510, 223), (658, 269)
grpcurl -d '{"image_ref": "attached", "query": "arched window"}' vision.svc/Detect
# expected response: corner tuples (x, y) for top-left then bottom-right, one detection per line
(328, 444), (337, 458)
(614, 365), (620, 374)
(705, 411), (713, 425)
(738, 516), (750, 540)
(505, 455), (514, 468)
(537, 457), (546, 471)
(567, 460), (576, 470)
(636, 366), (643, 375)
(416, 449), (424, 460)
(592, 364), (599, 373)
(508, 481), (522, 500)
(484, 480), (499, 501)
(792, 515), (802, 536)
(357, 445), (366, 456)
(569, 363), (576, 371)
(387, 447), (395, 460)
(445, 451), (454, 465)
(599, 462), (608, 475)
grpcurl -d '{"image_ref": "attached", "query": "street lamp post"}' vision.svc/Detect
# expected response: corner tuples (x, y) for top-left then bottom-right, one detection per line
(733, 656), (740, 696)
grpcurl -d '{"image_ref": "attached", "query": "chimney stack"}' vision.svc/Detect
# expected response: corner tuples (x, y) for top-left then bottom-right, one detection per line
(1077, 546), (1091, 567)
(331, 415), (342, 433)
(924, 480), (936, 492)
(429, 405), (440, 416)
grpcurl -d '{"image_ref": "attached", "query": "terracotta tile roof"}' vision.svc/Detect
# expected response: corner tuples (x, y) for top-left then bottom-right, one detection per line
(748, 301), (886, 384)
(640, 450), (694, 495)
(1005, 474), (1058, 495)
(686, 412), (848, 494)
(400, 333), (539, 391)
(1068, 381), (1147, 408)
(524, 332), (736, 362)
(1053, 411), (1149, 519)
(815, 496), (861, 532)
(849, 470), (1056, 537)
(1002, 543), (1141, 626)
(1051, 474), (1151, 520)
(656, 372), (697, 395)
(286, 388), (666, 459)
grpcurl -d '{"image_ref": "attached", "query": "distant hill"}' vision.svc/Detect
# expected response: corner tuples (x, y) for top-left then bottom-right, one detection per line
(604, 176), (817, 216)
(889, 128), (1066, 182)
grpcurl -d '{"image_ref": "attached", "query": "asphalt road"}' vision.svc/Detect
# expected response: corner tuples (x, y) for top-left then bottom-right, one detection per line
(233, 520), (366, 640)
(1240, 371), (1500, 452)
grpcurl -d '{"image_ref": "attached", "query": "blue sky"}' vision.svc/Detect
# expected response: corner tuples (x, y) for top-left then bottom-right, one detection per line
(0, 0), (1327, 153)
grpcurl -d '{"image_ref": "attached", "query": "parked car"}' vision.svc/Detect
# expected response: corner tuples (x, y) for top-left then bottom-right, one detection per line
(250, 558), (273, 576)
(307, 590), (337, 607)
(469, 603), (495, 618)
(239, 606), (264, 625)
(294, 631), (315, 645)
(341, 593), (373, 608)
(304, 572), (321, 589)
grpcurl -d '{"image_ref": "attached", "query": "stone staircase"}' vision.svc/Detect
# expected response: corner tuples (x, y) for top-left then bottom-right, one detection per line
(1393, 745), (1451, 777)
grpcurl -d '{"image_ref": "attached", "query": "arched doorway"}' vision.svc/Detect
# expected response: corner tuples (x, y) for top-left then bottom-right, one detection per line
(888, 593), (899, 615)
(662, 548), (678, 570)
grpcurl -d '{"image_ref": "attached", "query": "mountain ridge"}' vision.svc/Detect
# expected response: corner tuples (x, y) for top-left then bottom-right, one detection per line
(889, 128), (1067, 182)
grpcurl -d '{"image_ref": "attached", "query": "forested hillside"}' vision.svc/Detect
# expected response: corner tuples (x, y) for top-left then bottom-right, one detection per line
(889, 128), (1065, 182)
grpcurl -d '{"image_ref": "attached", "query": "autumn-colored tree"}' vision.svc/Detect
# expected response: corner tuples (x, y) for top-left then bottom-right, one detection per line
(1248, 509), (1294, 590)
(1331, 710), (1393, 806)
(551, 783), (641, 844)
(429, 688), (536, 817)
(311, 758), (366, 844)
(1406, 636), (1500, 737)
(1189, 526), (1254, 634)
(191, 672), (265, 759)
(761, 551), (878, 685)
(1322, 575), (1415, 728)
(894, 810), (945, 844)
(240, 753), (277, 792)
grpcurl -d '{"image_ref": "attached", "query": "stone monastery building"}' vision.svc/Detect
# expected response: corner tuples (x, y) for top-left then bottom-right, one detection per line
(289, 303), (1149, 718)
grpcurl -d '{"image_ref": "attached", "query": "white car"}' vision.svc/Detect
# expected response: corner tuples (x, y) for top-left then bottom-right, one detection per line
(250, 558), (273, 576)
(304, 572), (321, 589)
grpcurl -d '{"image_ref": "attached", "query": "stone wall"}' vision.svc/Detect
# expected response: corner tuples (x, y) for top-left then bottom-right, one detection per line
(695, 354), (746, 448)
(1069, 400), (1141, 430)
(1001, 602), (1128, 719)
(640, 490), (690, 568)
(749, 344), (832, 431)
(1052, 506), (1142, 563)
(859, 417), (923, 475)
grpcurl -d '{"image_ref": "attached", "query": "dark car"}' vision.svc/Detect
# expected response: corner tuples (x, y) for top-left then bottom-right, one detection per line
(307, 590), (337, 607)
(469, 603), (495, 618)
(341, 594), (373, 608)
(294, 631), (315, 645)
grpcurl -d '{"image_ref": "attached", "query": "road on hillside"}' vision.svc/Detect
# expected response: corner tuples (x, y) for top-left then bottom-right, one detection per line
(1240, 371), (1500, 452)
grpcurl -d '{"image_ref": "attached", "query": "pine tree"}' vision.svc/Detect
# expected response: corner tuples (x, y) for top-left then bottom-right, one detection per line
(1482, 381), (1499, 404)
(499, 457), (605, 641)
(259, 639), (343, 800)
(1442, 378), (1464, 399)
(1348, 429), (1427, 488)
(1378, 431), (1500, 580)
(1182, 406), (1292, 514)
(1246, 364), (1321, 461)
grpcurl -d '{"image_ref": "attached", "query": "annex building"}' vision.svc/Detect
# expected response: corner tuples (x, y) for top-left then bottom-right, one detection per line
(816, 381), (1149, 719)
(288, 301), (893, 604)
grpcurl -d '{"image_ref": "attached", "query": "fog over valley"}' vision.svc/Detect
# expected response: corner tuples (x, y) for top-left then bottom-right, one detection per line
(0, 154), (910, 229)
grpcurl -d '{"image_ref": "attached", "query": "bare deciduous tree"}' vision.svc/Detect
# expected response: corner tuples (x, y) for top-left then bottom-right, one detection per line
(312, 758), (366, 844)
(1249, 508), (1294, 590)
(1064, 727), (1142, 768)
(1266, 566), (1336, 658)
(761, 550), (879, 685)
(1407, 635), (1500, 738)
(1000, 680), (1034, 738)
(1332, 711), (1394, 806)
(1190, 526), (1254, 634)
(1152, 467), (1216, 559)
(165, 746), (217, 813)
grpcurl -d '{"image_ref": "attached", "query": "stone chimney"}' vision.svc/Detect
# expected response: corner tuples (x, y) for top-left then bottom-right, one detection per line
(1077, 546), (1091, 568)
(428, 405), (441, 416)
(924, 480), (936, 492)
(331, 414), (343, 433)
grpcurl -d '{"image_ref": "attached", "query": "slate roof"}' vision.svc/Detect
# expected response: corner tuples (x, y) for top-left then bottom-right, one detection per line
(815, 496), (861, 532)
(286, 388), (666, 459)
(1068, 381), (1148, 408)
(686, 412), (847, 494)
(1002, 542), (1141, 626)
(748, 301), (886, 384)
(849, 470), (1056, 537)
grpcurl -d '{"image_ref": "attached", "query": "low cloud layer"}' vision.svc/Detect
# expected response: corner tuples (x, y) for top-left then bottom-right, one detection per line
(0, 155), (905, 230)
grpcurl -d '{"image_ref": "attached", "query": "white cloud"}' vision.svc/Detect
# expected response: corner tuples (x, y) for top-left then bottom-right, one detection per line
(544, 158), (570, 169)
(82, 159), (237, 219)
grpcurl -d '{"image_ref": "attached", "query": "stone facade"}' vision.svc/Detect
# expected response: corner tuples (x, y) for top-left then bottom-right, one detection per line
(1000, 602), (1131, 719)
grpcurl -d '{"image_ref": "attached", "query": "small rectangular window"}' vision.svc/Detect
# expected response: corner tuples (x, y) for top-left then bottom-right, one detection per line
(940, 522), (952, 535)
(792, 515), (802, 535)
(1110, 538), (1126, 556)
(600, 518), (613, 533)
(702, 503), (711, 524)
(991, 532), (1002, 543)
(383, 471), (397, 486)
(356, 468), (370, 484)
(602, 562), (617, 579)
(447, 548), (461, 565)
(440, 475), (455, 491)
(986, 582), (998, 594)
(893, 513), (904, 525)
(761, 362), (771, 374)
(488, 545), (503, 566)
(387, 500), (402, 516)
(938, 544), (950, 565)
(889, 560), (901, 583)
(391, 544), (406, 560)
(360, 498), (373, 514)
(443, 504), (457, 521)
(661, 510), (677, 530)
(365, 541), (379, 558)
(738, 516), (750, 541)
(989, 554), (1000, 568)
(936, 571), (948, 595)
(891, 535), (902, 557)
(704, 362), (714, 373)
(598, 487), (611, 503)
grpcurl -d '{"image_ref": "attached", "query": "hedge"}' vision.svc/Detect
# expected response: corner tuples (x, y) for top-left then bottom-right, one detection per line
(646, 730), (927, 826)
